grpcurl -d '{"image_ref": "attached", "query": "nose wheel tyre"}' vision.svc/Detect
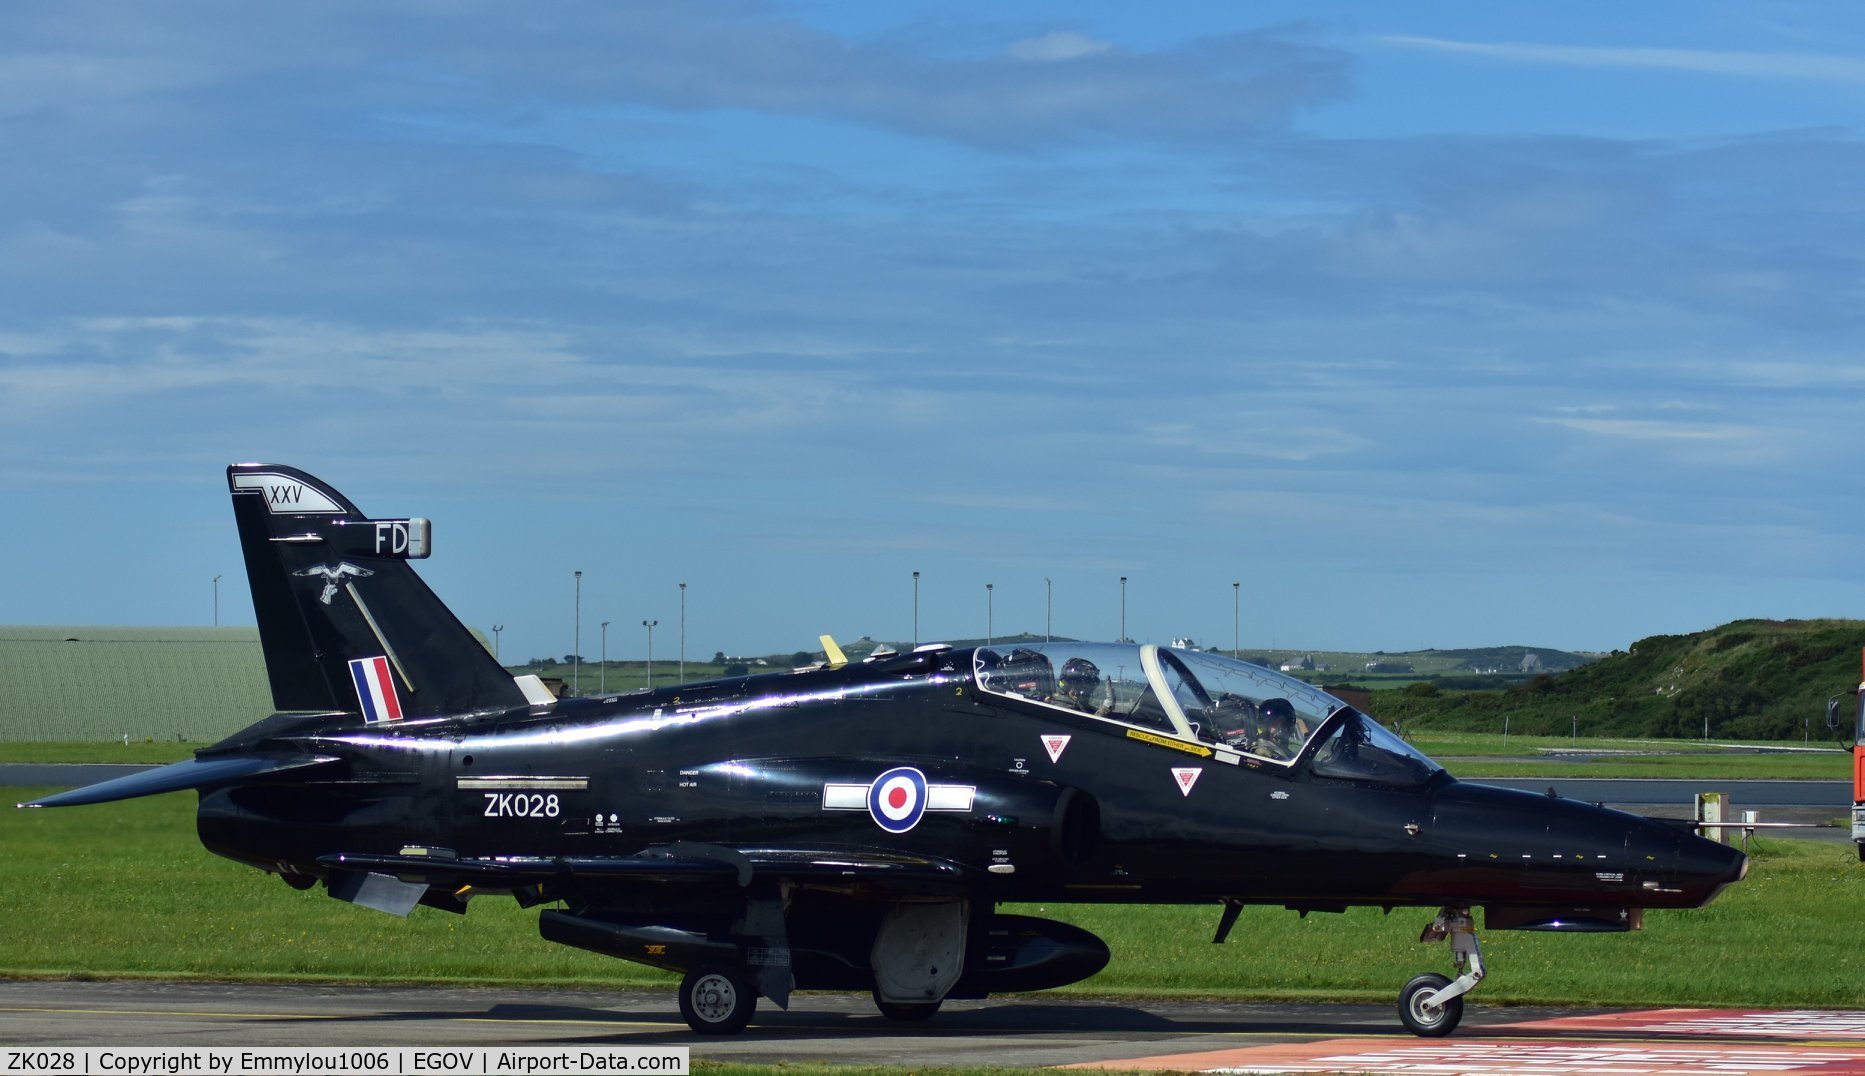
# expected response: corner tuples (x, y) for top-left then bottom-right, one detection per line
(679, 965), (756, 1034)
(1398, 972), (1462, 1037)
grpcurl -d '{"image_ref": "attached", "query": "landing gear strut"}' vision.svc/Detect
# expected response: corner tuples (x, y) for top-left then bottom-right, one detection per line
(1398, 907), (1484, 1037)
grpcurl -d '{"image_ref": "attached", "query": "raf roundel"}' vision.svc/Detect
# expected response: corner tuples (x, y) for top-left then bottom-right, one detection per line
(866, 766), (928, 833)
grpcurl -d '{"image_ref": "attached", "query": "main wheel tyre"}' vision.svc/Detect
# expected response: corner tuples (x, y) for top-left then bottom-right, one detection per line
(679, 965), (756, 1035)
(871, 989), (941, 1022)
(1398, 972), (1462, 1037)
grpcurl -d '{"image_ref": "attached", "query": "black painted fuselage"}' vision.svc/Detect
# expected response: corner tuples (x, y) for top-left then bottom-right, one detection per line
(26, 463), (1748, 1033)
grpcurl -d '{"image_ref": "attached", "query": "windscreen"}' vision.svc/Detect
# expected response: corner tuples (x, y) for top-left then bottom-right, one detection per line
(1165, 648), (1342, 762)
(1308, 709), (1444, 788)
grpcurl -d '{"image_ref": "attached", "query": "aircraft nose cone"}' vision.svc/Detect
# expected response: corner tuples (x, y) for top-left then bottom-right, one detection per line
(1675, 828), (1749, 900)
(1431, 781), (1748, 910)
(1625, 816), (1748, 906)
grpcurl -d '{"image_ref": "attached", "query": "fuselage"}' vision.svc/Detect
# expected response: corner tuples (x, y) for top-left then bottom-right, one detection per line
(195, 643), (1746, 917)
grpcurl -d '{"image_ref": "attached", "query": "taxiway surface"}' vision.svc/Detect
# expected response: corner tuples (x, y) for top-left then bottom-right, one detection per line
(4, 982), (1865, 1074)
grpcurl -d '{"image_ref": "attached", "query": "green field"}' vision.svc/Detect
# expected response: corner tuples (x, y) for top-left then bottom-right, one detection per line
(1407, 730), (1848, 779)
(4, 785), (1861, 1008)
(0, 741), (218, 764)
(5, 733), (1848, 781)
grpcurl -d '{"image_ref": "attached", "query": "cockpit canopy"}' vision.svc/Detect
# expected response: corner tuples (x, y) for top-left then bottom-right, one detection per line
(973, 642), (1443, 787)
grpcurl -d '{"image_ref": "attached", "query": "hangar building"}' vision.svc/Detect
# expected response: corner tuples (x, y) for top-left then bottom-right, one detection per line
(2, 626), (273, 743)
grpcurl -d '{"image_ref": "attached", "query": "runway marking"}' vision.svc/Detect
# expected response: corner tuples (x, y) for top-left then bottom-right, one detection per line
(1504, 1010), (1865, 1040)
(1069, 1009), (1865, 1074)
(1069, 1039), (1865, 1074)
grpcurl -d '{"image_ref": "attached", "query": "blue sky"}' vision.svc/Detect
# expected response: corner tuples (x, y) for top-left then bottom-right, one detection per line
(4, 1), (1864, 665)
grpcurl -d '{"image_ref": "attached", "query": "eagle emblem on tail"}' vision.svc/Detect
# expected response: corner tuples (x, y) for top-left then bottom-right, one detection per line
(293, 562), (374, 605)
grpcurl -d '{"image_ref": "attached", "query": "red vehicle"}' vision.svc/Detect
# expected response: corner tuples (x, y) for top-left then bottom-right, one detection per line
(1856, 651), (1865, 861)
(1833, 649), (1865, 860)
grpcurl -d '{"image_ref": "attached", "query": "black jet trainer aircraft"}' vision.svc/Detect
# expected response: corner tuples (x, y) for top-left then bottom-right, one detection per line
(23, 464), (1748, 1036)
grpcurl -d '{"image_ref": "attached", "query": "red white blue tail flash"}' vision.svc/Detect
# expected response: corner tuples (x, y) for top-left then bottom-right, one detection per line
(349, 656), (403, 723)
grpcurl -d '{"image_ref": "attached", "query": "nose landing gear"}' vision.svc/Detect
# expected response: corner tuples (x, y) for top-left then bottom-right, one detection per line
(1398, 907), (1484, 1037)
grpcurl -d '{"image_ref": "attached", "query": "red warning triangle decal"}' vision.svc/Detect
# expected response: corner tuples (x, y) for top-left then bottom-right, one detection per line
(1041, 734), (1071, 763)
(1172, 767), (1202, 796)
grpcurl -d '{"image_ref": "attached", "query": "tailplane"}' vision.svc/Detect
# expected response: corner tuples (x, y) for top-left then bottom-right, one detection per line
(228, 463), (525, 719)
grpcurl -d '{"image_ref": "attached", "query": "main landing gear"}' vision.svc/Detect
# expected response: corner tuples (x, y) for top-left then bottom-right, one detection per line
(1398, 906), (1484, 1037)
(679, 965), (756, 1035)
(871, 988), (942, 1022)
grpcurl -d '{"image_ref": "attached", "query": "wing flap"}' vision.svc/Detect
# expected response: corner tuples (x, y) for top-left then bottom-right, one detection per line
(743, 848), (972, 890)
(318, 851), (744, 887)
(317, 846), (973, 892)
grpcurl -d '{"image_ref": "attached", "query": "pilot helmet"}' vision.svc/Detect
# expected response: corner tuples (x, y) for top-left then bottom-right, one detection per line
(1005, 648), (1055, 697)
(1259, 697), (1296, 726)
(1058, 657), (1100, 694)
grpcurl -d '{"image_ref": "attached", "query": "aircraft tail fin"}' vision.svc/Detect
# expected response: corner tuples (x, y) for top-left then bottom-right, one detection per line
(228, 463), (526, 719)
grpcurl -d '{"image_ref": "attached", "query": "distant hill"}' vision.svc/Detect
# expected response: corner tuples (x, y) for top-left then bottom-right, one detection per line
(1238, 645), (1594, 681)
(1417, 645), (1596, 674)
(1367, 618), (1865, 740)
(770, 636), (1593, 678)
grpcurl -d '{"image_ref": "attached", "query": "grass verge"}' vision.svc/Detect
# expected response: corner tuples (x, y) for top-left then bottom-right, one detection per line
(1409, 731), (1846, 779)
(0, 741), (206, 764)
(3, 734), (1851, 781)
(5, 786), (1862, 1007)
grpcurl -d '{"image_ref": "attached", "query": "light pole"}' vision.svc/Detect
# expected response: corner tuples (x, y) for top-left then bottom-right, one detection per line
(600, 620), (610, 694)
(678, 582), (687, 683)
(573, 570), (582, 696)
(643, 620), (659, 689)
(912, 571), (920, 648)
(212, 575), (221, 627)
(1119, 576), (1128, 643)
(492, 624), (503, 662)
(1232, 581), (1240, 657)
(1044, 577), (1052, 642)
(986, 583), (994, 646)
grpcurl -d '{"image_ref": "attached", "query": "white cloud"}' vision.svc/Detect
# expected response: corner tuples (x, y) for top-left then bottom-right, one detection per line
(1534, 415), (1751, 442)
(1007, 32), (1114, 63)
(0, 52), (217, 115)
(4, 4), (1351, 151)
(1139, 418), (1368, 463)
(1377, 36), (1865, 86)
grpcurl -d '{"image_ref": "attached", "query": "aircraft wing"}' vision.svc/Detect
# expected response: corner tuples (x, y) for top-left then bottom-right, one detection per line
(320, 844), (973, 894)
